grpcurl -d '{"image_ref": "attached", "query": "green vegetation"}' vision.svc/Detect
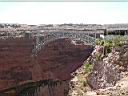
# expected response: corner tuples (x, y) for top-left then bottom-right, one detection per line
(96, 38), (104, 46)
(84, 63), (93, 73)
(96, 36), (128, 54)
(95, 52), (103, 60)
(97, 36), (127, 47)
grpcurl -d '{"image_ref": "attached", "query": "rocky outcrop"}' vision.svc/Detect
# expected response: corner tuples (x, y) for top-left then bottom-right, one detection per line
(87, 54), (120, 89)
(94, 76), (128, 96)
(37, 38), (94, 80)
(0, 38), (94, 96)
(67, 44), (128, 96)
(68, 64), (92, 96)
(80, 44), (128, 96)
(87, 45), (128, 90)
(0, 38), (35, 90)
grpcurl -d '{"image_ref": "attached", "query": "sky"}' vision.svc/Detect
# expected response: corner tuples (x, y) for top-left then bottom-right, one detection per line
(0, 2), (128, 25)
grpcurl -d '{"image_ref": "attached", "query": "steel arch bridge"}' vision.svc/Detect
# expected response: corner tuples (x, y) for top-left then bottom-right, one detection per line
(32, 32), (96, 56)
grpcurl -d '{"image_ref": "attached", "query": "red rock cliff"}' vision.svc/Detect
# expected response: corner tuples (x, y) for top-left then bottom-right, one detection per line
(0, 38), (94, 95)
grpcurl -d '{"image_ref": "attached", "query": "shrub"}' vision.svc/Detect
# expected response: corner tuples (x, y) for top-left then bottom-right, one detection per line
(96, 36), (127, 55)
(84, 63), (93, 73)
(95, 52), (103, 60)
(96, 39), (104, 46)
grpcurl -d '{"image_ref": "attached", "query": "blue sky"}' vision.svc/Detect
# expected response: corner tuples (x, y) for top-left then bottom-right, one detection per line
(0, 2), (128, 25)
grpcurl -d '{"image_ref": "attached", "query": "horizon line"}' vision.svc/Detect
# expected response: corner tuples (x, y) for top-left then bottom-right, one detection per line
(1, 22), (128, 25)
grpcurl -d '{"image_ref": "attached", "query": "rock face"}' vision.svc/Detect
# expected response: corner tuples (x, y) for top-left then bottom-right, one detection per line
(37, 38), (94, 80)
(67, 44), (128, 96)
(0, 38), (94, 95)
(87, 57), (120, 90)
(87, 45), (128, 90)
(95, 76), (128, 96)
(0, 38), (35, 90)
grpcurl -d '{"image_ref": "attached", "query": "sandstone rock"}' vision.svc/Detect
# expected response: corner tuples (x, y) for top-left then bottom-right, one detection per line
(95, 76), (128, 96)
(37, 38), (94, 80)
(86, 91), (108, 96)
(87, 60), (120, 90)
(87, 45), (128, 90)
(0, 38), (94, 96)
(68, 44), (128, 96)
(86, 91), (97, 96)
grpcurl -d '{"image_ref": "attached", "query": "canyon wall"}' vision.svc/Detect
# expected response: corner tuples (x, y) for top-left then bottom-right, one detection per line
(0, 38), (94, 96)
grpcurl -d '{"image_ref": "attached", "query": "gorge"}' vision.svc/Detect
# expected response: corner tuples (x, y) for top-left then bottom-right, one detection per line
(0, 37), (94, 96)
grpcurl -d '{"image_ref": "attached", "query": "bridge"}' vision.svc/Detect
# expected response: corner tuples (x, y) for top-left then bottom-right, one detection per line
(32, 32), (96, 56)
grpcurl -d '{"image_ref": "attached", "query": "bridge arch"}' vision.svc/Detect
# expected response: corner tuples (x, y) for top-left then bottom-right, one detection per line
(32, 32), (96, 56)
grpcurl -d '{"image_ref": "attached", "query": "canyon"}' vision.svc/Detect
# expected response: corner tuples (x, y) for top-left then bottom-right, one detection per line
(0, 37), (94, 96)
